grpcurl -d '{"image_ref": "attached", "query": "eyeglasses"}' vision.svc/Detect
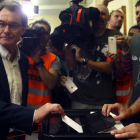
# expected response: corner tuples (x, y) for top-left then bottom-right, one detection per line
(0, 22), (22, 32)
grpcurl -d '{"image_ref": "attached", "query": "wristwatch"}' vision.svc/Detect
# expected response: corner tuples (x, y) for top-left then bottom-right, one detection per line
(34, 58), (44, 67)
(81, 58), (88, 65)
(121, 49), (130, 56)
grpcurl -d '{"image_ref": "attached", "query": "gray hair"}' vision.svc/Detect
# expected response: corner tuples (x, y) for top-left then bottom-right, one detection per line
(0, 1), (27, 26)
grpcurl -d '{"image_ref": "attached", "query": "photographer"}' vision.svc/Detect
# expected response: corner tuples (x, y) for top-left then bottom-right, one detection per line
(48, 31), (72, 109)
(65, 4), (123, 109)
(26, 20), (61, 110)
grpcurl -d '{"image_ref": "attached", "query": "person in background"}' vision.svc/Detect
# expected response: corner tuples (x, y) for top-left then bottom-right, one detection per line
(102, 100), (140, 139)
(127, 25), (140, 46)
(26, 19), (61, 110)
(65, 4), (123, 109)
(108, 10), (124, 32)
(107, 26), (140, 107)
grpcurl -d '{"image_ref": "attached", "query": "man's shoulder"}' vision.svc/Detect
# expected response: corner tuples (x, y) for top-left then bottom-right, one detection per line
(130, 33), (140, 49)
(42, 50), (57, 64)
(131, 33), (140, 41)
(45, 50), (56, 59)
(106, 29), (123, 36)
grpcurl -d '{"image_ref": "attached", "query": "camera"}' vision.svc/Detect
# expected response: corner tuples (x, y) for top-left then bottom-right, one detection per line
(71, 0), (83, 4)
(19, 26), (47, 52)
(50, 0), (101, 50)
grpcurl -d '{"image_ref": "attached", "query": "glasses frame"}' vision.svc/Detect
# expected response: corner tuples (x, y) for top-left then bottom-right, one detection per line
(0, 21), (23, 32)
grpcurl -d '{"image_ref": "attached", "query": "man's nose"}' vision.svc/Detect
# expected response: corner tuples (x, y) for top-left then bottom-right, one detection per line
(118, 16), (122, 21)
(3, 25), (11, 33)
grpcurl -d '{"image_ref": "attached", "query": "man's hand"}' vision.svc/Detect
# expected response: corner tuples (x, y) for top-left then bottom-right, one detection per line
(111, 123), (140, 139)
(59, 76), (67, 87)
(102, 103), (132, 121)
(29, 50), (41, 62)
(34, 103), (65, 123)
(102, 0), (114, 7)
(71, 45), (83, 63)
(107, 52), (121, 69)
(114, 35), (129, 52)
(107, 52), (120, 62)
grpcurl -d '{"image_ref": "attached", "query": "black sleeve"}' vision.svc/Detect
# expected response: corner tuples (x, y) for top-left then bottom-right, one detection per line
(0, 100), (35, 135)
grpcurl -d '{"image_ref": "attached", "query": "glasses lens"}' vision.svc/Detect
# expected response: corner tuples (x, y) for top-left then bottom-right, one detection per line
(0, 22), (5, 31)
(9, 24), (20, 32)
(0, 22), (21, 32)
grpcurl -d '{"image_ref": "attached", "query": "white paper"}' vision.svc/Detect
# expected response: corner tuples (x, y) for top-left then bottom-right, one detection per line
(62, 115), (83, 133)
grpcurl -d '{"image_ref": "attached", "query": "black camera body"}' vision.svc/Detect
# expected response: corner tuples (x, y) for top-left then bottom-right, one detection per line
(19, 26), (47, 52)
(72, 0), (83, 4)
(51, 0), (100, 51)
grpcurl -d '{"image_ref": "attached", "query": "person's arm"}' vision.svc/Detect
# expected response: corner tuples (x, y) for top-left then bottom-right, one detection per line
(102, 103), (130, 121)
(102, 96), (140, 121)
(115, 35), (132, 74)
(86, 60), (114, 74)
(124, 86), (133, 108)
(37, 66), (59, 89)
(102, 0), (114, 7)
(0, 101), (65, 135)
(115, 35), (130, 60)
(128, 96), (140, 117)
(113, 66), (124, 79)
(34, 103), (65, 123)
(0, 100), (35, 135)
(110, 123), (140, 139)
(107, 52), (124, 79)
(37, 56), (60, 89)
(30, 51), (60, 89)
(121, 56), (132, 74)
(65, 45), (77, 71)
(71, 45), (114, 74)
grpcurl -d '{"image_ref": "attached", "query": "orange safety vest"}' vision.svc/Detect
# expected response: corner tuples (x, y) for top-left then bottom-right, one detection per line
(116, 73), (132, 105)
(27, 50), (56, 109)
(106, 48), (132, 105)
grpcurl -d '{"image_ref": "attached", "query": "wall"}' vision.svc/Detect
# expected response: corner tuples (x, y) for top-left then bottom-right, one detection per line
(28, 0), (138, 35)
(28, 15), (61, 33)
(86, 0), (138, 35)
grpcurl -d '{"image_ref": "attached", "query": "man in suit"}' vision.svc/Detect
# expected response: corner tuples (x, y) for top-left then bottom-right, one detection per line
(0, 1), (65, 140)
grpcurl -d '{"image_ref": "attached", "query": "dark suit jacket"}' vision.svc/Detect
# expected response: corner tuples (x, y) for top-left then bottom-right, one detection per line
(0, 51), (34, 140)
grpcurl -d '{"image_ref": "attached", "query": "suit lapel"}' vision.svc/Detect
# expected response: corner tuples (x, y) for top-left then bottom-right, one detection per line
(0, 56), (10, 102)
(19, 52), (28, 106)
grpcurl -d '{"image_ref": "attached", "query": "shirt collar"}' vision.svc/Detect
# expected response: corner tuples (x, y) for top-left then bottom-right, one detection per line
(0, 44), (20, 61)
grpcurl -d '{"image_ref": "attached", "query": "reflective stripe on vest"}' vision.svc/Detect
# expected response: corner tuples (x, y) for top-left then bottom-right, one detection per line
(116, 87), (130, 96)
(116, 74), (132, 104)
(27, 51), (56, 109)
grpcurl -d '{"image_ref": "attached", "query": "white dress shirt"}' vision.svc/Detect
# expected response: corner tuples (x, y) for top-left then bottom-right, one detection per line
(0, 44), (22, 105)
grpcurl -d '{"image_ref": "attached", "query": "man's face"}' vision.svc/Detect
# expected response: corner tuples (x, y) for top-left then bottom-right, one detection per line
(109, 11), (124, 30)
(0, 8), (26, 48)
(127, 28), (140, 46)
(136, 5), (140, 26)
(33, 23), (50, 48)
(96, 5), (109, 29)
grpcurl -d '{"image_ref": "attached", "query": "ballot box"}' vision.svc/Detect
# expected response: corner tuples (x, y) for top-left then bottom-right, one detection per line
(38, 109), (127, 140)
